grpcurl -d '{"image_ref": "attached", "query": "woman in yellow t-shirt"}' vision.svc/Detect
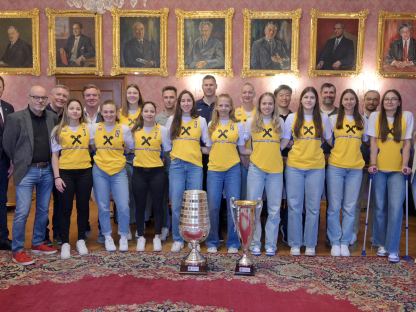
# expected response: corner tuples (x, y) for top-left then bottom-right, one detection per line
(51, 99), (92, 260)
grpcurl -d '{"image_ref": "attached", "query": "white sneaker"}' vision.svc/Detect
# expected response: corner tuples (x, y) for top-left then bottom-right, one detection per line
(160, 227), (169, 241)
(388, 253), (400, 263)
(377, 246), (387, 257)
(340, 244), (350, 257)
(331, 245), (341, 257)
(188, 242), (200, 251)
(76, 239), (88, 256)
(119, 236), (128, 252)
(104, 236), (116, 252)
(136, 236), (146, 252)
(305, 247), (316, 256)
(171, 241), (184, 252)
(61, 243), (71, 260)
(207, 247), (217, 253)
(153, 237), (162, 252)
(250, 246), (261, 256)
(227, 247), (239, 254)
(290, 247), (301, 256)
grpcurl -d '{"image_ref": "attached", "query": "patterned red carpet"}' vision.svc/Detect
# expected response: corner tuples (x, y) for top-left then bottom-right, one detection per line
(0, 251), (415, 311)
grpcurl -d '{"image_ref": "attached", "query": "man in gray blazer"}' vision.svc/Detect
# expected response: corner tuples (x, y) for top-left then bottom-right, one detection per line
(3, 85), (58, 265)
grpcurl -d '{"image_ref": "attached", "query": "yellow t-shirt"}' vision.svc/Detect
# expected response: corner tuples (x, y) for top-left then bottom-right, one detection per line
(119, 108), (141, 129)
(329, 117), (364, 169)
(59, 123), (91, 170)
(171, 118), (202, 167)
(93, 123), (126, 175)
(235, 106), (255, 123)
(133, 125), (163, 168)
(208, 121), (240, 171)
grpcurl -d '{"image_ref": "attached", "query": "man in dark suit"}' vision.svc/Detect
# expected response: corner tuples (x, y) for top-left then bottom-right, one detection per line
(251, 22), (290, 70)
(0, 76), (14, 250)
(386, 23), (416, 68)
(0, 26), (32, 68)
(3, 85), (58, 265)
(123, 21), (159, 68)
(316, 23), (355, 70)
(62, 22), (95, 67)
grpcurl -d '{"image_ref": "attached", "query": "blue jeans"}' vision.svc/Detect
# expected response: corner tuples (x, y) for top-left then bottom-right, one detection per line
(373, 171), (405, 254)
(12, 166), (53, 252)
(247, 163), (283, 252)
(286, 166), (325, 248)
(169, 159), (203, 242)
(326, 165), (363, 246)
(206, 164), (241, 249)
(93, 165), (130, 236)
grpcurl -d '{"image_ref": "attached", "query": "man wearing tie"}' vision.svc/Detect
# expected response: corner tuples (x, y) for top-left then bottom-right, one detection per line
(386, 23), (416, 68)
(316, 22), (355, 70)
(62, 22), (95, 67)
(0, 26), (32, 68)
(0, 76), (14, 250)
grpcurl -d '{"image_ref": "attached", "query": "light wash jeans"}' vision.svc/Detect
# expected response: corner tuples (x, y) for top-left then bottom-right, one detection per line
(206, 164), (241, 249)
(247, 163), (283, 252)
(373, 171), (405, 254)
(93, 165), (130, 237)
(12, 166), (53, 252)
(326, 165), (363, 246)
(286, 166), (325, 248)
(169, 159), (203, 242)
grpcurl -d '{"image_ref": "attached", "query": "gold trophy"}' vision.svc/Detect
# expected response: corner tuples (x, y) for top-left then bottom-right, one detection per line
(179, 190), (210, 274)
(230, 198), (262, 276)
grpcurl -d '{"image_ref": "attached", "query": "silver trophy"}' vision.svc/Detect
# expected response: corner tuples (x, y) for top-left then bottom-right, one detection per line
(179, 190), (210, 274)
(230, 198), (262, 276)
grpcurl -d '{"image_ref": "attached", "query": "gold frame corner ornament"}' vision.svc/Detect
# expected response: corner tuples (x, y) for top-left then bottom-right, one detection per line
(241, 8), (302, 78)
(176, 8), (234, 78)
(0, 9), (40, 76)
(376, 11), (416, 79)
(308, 9), (369, 77)
(111, 8), (169, 77)
(46, 9), (103, 76)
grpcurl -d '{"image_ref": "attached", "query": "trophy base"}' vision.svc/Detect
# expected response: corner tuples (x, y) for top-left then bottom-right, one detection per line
(180, 261), (208, 275)
(235, 263), (255, 276)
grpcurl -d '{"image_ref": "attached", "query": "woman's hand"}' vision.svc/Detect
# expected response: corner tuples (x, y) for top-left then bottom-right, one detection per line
(54, 177), (66, 193)
(368, 165), (378, 174)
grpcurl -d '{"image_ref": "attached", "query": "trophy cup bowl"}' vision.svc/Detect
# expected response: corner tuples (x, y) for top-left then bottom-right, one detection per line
(179, 190), (210, 274)
(230, 198), (262, 276)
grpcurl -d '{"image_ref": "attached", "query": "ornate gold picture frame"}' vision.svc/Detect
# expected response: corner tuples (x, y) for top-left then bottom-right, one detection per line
(242, 9), (301, 78)
(309, 9), (368, 77)
(111, 8), (168, 76)
(176, 8), (234, 77)
(46, 9), (103, 76)
(377, 11), (416, 78)
(0, 9), (40, 75)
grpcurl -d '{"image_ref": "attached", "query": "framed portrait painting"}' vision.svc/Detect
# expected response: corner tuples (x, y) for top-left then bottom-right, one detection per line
(111, 8), (168, 76)
(242, 9), (301, 78)
(309, 9), (368, 77)
(0, 9), (40, 75)
(377, 11), (416, 78)
(46, 9), (103, 76)
(176, 9), (234, 77)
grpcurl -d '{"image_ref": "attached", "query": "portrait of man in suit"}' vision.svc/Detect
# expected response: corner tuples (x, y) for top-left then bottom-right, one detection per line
(250, 21), (290, 70)
(59, 22), (95, 67)
(316, 22), (355, 70)
(185, 20), (225, 70)
(385, 23), (416, 69)
(122, 20), (159, 68)
(0, 25), (32, 68)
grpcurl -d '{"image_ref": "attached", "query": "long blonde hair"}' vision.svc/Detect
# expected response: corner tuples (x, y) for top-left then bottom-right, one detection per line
(52, 99), (85, 143)
(251, 92), (281, 133)
(208, 94), (238, 135)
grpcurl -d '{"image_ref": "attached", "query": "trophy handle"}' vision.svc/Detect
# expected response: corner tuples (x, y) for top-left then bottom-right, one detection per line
(229, 197), (239, 236)
(256, 198), (263, 210)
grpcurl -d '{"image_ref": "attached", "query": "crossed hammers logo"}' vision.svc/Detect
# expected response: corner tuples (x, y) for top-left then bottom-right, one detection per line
(388, 127), (394, 136)
(103, 135), (113, 145)
(128, 118), (135, 127)
(303, 126), (314, 135)
(141, 136), (151, 146)
(70, 134), (82, 145)
(262, 128), (273, 138)
(346, 125), (356, 134)
(218, 129), (228, 139)
(181, 126), (191, 136)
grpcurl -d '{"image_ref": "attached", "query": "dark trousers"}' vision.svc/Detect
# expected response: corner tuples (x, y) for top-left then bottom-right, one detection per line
(132, 167), (165, 236)
(0, 157), (9, 241)
(59, 168), (93, 243)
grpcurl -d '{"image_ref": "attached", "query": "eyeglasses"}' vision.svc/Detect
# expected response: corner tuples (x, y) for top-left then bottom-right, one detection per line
(30, 95), (48, 101)
(384, 98), (399, 102)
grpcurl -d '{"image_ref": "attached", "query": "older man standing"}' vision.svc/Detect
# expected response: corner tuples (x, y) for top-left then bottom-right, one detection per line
(3, 86), (58, 265)
(0, 25), (32, 68)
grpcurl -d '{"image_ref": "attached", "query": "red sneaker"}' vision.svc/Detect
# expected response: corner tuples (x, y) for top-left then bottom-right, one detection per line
(31, 244), (57, 255)
(12, 251), (35, 265)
